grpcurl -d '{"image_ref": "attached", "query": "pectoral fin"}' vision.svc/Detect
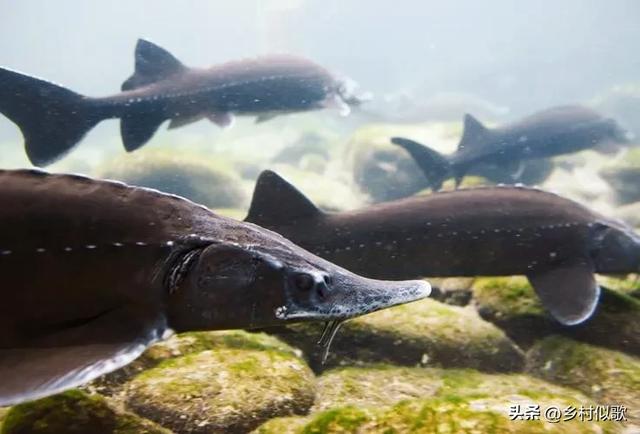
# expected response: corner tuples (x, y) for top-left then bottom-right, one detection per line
(255, 113), (278, 124)
(527, 260), (601, 326)
(168, 113), (205, 129)
(0, 305), (169, 406)
(207, 112), (234, 128)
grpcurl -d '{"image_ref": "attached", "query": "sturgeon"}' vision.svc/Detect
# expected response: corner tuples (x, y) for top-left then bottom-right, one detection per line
(0, 169), (429, 406)
(0, 39), (364, 167)
(246, 170), (640, 326)
(391, 105), (632, 190)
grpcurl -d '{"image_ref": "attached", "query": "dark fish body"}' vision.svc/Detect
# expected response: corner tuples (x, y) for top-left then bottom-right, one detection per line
(392, 105), (631, 190)
(0, 169), (428, 406)
(0, 39), (360, 167)
(246, 171), (640, 326)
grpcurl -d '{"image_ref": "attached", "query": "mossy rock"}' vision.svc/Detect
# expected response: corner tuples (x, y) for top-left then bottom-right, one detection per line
(271, 132), (330, 166)
(90, 330), (301, 397)
(0, 408), (8, 432)
(251, 416), (309, 434)
(257, 396), (621, 434)
(96, 149), (246, 208)
(256, 366), (624, 433)
(1, 390), (170, 434)
(271, 298), (524, 373)
(311, 365), (599, 412)
(472, 276), (640, 354)
(347, 125), (429, 202)
(124, 331), (315, 433)
(600, 149), (640, 205)
(597, 274), (640, 297)
(429, 277), (476, 306)
(527, 336), (640, 423)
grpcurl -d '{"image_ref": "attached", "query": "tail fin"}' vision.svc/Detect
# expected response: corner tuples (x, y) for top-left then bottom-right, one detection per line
(0, 67), (100, 166)
(391, 137), (451, 191)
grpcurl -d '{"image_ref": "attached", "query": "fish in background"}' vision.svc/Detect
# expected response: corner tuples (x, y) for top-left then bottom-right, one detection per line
(0, 169), (429, 406)
(0, 39), (366, 167)
(358, 90), (510, 123)
(391, 105), (632, 191)
(245, 170), (640, 327)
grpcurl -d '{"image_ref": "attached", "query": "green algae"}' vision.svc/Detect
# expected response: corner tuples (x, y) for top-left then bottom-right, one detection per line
(124, 331), (315, 433)
(527, 336), (640, 423)
(1, 390), (169, 434)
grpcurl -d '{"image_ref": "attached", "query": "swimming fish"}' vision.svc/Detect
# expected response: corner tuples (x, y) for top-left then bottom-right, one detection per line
(0, 39), (363, 167)
(0, 169), (430, 406)
(245, 170), (640, 326)
(391, 105), (631, 190)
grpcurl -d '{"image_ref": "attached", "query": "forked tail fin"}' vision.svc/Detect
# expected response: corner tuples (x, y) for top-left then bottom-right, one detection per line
(391, 137), (452, 191)
(0, 67), (101, 166)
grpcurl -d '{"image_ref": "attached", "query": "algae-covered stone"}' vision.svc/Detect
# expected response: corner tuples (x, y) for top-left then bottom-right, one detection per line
(0, 408), (8, 432)
(251, 416), (309, 434)
(527, 336), (640, 423)
(347, 124), (431, 202)
(258, 398), (621, 434)
(1, 390), (170, 434)
(472, 276), (640, 354)
(273, 298), (524, 373)
(271, 132), (330, 166)
(97, 149), (246, 208)
(429, 277), (476, 306)
(256, 365), (624, 433)
(91, 330), (303, 397)
(124, 331), (315, 434)
(312, 365), (597, 412)
(601, 149), (640, 205)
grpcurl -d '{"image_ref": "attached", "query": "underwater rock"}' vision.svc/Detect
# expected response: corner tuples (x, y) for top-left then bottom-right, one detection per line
(311, 365), (602, 411)
(271, 298), (524, 373)
(0, 390), (170, 434)
(270, 132), (330, 166)
(90, 330), (299, 397)
(600, 149), (640, 205)
(123, 331), (315, 434)
(97, 150), (246, 209)
(255, 371), (621, 434)
(472, 276), (640, 354)
(348, 125), (429, 202)
(0, 408), (8, 432)
(526, 336), (640, 424)
(428, 277), (475, 306)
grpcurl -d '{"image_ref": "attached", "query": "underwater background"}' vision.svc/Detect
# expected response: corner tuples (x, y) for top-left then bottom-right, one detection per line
(1, 1), (640, 433)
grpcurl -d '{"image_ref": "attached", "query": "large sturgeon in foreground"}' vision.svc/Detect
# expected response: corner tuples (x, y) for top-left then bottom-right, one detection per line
(246, 170), (640, 326)
(0, 39), (365, 167)
(0, 170), (429, 406)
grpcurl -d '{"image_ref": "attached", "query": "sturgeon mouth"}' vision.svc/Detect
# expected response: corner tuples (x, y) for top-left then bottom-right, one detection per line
(276, 278), (431, 363)
(276, 278), (431, 322)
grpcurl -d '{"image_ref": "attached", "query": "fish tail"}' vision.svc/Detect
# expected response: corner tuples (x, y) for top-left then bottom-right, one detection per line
(0, 67), (102, 166)
(391, 137), (451, 191)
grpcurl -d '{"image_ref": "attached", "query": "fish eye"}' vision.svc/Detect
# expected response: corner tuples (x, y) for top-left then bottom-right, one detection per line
(293, 273), (315, 292)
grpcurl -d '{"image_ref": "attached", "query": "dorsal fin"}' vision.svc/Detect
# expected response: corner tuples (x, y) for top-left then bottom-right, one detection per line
(121, 39), (186, 91)
(458, 113), (489, 151)
(245, 170), (321, 226)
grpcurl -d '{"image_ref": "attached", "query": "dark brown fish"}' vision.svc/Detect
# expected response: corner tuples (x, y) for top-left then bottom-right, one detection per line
(0, 169), (429, 406)
(392, 105), (632, 190)
(246, 170), (640, 326)
(0, 39), (363, 167)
